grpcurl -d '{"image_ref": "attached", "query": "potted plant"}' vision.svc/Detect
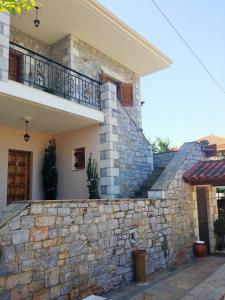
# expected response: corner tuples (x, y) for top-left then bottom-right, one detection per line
(42, 138), (58, 200)
(86, 153), (99, 199)
(214, 217), (225, 251)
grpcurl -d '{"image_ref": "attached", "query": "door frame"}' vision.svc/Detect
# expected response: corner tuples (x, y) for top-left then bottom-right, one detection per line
(196, 186), (210, 253)
(7, 149), (32, 204)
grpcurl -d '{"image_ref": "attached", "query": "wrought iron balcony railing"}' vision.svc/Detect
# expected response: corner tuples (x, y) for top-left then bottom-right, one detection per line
(9, 42), (101, 110)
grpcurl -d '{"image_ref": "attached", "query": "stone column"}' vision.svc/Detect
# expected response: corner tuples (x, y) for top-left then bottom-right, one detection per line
(99, 82), (120, 199)
(0, 13), (10, 82)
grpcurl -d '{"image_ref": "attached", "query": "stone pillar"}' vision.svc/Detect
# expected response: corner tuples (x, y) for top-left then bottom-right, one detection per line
(99, 82), (120, 199)
(208, 186), (218, 253)
(0, 12), (10, 82)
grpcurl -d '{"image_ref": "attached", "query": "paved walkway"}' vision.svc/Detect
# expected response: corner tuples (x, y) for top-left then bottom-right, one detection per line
(105, 256), (225, 300)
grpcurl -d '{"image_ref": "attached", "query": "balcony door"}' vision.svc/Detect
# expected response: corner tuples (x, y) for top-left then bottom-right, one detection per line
(7, 150), (31, 204)
(9, 49), (21, 82)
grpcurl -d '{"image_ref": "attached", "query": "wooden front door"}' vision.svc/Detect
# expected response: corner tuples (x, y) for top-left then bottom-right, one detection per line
(196, 186), (210, 253)
(7, 150), (31, 204)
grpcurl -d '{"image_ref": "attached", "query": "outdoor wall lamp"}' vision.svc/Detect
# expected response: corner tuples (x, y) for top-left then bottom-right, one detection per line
(24, 120), (30, 143)
(34, 6), (40, 28)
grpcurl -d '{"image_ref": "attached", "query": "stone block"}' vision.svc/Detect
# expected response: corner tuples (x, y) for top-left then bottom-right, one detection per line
(10, 285), (29, 300)
(6, 272), (32, 289)
(12, 229), (30, 245)
(30, 227), (48, 242)
(35, 216), (55, 227)
(58, 228), (69, 237)
(69, 225), (79, 234)
(21, 216), (34, 228)
(69, 242), (82, 257)
(58, 207), (71, 216)
(3, 245), (15, 263)
(50, 285), (60, 299)
(29, 280), (44, 292)
(31, 204), (43, 215)
(45, 268), (59, 287)
(22, 259), (35, 272)
(46, 208), (58, 216)
(36, 256), (57, 272)
(0, 263), (18, 276)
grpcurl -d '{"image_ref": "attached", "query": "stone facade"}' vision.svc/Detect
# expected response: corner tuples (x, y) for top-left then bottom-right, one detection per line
(8, 28), (152, 199)
(149, 142), (218, 254)
(99, 82), (120, 199)
(0, 13), (10, 82)
(0, 198), (199, 299)
(117, 101), (152, 197)
(10, 27), (50, 57)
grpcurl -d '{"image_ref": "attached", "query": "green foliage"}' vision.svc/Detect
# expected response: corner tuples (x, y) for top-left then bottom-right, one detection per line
(87, 153), (99, 199)
(151, 136), (175, 153)
(0, 0), (37, 15)
(214, 217), (225, 238)
(42, 138), (58, 200)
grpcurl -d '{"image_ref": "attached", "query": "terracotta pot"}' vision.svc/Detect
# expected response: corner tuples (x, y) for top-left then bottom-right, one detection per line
(194, 241), (207, 257)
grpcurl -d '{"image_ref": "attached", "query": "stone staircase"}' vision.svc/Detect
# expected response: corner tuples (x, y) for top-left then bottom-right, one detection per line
(134, 167), (165, 198)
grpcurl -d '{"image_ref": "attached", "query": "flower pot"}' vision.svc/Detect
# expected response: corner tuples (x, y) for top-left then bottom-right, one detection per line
(194, 241), (207, 257)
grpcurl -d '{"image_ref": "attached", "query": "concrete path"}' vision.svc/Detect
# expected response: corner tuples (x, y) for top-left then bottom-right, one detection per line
(105, 256), (225, 300)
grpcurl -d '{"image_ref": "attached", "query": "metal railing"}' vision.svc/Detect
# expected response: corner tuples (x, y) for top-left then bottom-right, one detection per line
(9, 42), (101, 110)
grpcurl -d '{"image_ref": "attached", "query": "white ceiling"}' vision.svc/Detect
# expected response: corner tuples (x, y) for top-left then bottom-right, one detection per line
(11, 0), (172, 76)
(0, 94), (99, 133)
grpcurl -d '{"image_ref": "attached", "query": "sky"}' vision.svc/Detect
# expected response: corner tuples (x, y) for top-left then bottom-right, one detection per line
(98, 0), (225, 147)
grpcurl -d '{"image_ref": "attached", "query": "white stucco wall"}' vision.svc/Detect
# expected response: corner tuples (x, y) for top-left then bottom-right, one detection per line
(55, 125), (100, 199)
(0, 125), (50, 210)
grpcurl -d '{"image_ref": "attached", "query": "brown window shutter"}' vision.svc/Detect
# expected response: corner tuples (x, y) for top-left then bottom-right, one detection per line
(120, 83), (133, 106)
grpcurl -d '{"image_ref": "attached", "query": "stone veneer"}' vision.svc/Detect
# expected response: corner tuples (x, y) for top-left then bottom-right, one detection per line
(0, 197), (199, 300)
(153, 151), (178, 169)
(0, 13), (10, 82)
(117, 101), (153, 197)
(99, 82), (120, 198)
(149, 142), (218, 253)
(8, 28), (152, 199)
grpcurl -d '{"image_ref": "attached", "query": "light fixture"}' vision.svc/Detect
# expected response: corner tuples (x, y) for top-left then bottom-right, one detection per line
(24, 120), (30, 142)
(34, 6), (40, 28)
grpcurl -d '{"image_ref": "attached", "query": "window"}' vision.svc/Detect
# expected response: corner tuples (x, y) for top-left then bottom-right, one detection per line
(100, 71), (133, 106)
(73, 147), (85, 170)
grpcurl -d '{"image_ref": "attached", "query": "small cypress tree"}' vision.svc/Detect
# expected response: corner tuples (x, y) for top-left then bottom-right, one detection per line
(42, 138), (58, 200)
(87, 153), (99, 199)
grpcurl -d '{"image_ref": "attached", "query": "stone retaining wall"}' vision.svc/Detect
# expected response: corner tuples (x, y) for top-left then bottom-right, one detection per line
(153, 151), (177, 169)
(0, 198), (198, 299)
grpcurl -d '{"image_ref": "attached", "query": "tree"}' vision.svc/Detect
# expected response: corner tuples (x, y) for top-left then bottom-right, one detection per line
(151, 137), (175, 153)
(87, 153), (99, 199)
(0, 0), (37, 15)
(42, 139), (58, 200)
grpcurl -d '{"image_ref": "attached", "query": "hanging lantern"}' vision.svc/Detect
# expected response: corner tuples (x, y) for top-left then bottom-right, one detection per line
(34, 6), (40, 28)
(24, 120), (30, 142)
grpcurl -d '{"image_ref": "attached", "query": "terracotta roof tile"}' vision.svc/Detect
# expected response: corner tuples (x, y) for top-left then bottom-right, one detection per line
(183, 159), (225, 186)
(197, 135), (225, 151)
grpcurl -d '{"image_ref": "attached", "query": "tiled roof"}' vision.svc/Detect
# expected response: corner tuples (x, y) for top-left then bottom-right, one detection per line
(183, 159), (225, 186)
(197, 135), (225, 151)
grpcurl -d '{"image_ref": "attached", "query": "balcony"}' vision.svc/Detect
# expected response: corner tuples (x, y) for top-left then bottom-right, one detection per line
(9, 42), (101, 110)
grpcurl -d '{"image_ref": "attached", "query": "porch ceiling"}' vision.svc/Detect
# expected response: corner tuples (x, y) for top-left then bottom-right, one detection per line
(11, 0), (172, 76)
(0, 88), (101, 134)
(183, 160), (225, 186)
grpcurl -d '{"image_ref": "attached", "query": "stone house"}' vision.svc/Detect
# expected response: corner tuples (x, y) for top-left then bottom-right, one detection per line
(0, 0), (172, 210)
